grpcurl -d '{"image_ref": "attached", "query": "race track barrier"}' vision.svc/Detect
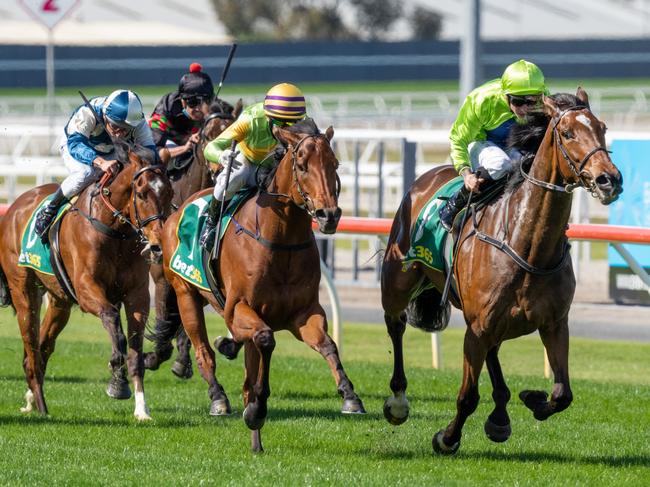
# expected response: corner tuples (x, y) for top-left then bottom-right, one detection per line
(2, 203), (649, 375)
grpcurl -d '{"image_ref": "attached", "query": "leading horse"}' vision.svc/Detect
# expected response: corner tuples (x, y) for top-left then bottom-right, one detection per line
(0, 142), (172, 420)
(146, 99), (242, 378)
(381, 89), (622, 454)
(161, 119), (365, 452)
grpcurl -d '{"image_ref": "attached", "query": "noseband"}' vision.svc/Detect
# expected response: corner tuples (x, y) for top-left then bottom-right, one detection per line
(521, 106), (609, 195)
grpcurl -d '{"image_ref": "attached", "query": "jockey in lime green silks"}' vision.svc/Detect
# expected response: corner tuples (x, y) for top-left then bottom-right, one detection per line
(439, 59), (549, 231)
(199, 82), (307, 249)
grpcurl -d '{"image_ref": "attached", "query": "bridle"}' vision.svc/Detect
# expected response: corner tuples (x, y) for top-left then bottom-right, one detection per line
(265, 134), (341, 218)
(521, 106), (609, 196)
(193, 107), (235, 165)
(94, 164), (167, 243)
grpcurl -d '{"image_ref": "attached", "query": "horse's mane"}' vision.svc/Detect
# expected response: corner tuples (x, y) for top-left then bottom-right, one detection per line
(286, 117), (320, 136)
(505, 93), (588, 193)
(113, 140), (158, 167)
(209, 98), (235, 117)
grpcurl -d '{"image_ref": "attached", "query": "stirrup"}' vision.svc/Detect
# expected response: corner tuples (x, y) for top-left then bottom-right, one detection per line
(34, 209), (57, 237)
(200, 226), (216, 250)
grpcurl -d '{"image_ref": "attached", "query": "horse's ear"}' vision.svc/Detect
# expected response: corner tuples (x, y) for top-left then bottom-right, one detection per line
(272, 125), (300, 146)
(576, 86), (590, 109)
(542, 95), (560, 117)
(113, 139), (130, 164)
(233, 99), (243, 119)
(325, 126), (334, 141)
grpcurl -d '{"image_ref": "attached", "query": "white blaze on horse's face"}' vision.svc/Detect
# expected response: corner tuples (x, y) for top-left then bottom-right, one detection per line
(149, 178), (166, 197)
(576, 114), (593, 131)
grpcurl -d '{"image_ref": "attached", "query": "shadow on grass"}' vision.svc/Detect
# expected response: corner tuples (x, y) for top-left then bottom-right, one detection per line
(271, 388), (453, 403)
(0, 374), (97, 384)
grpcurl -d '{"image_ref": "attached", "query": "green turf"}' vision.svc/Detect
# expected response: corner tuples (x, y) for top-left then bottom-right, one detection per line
(0, 307), (648, 485)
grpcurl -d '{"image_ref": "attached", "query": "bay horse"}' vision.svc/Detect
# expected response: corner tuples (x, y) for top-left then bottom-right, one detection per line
(381, 89), (622, 454)
(0, 142), (172, 420)
(146, 99), (243, 378)
(161, 118), (365, 452)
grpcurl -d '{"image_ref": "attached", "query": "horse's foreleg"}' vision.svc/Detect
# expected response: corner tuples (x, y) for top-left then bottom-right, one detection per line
(99, 306), (132, 401)
(484, 345), (512, 443)
(231, 302), (275, 444)
(124, 289), (152, 421)
(433, 328), (486, 455)
(176, 285), (231, 416)
(243, 343), (264, 453)
(14, 285), (47, 415)
(382, 311), (409, 425)
(293, 309), (365, 414)
(38, 295), (72, 373)
(520, 318), (573, 421)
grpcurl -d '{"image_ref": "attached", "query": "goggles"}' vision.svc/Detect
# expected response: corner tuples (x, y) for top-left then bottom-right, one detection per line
(269, 118), (296, 128)
(183, 95), (210, 108)
(507, 94), (541, 107)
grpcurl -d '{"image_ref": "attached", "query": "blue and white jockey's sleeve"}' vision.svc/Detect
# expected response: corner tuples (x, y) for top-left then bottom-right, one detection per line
(65, 105), (100, 165)
(133, 120), (157, 157)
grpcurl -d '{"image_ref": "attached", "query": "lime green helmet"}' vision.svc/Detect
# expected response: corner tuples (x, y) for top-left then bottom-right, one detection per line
(501, 59), (546, 95)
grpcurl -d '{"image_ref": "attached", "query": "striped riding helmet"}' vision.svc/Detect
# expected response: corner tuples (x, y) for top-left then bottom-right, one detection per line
(263, 83), (307, 121)
(103, 90), (145, 128)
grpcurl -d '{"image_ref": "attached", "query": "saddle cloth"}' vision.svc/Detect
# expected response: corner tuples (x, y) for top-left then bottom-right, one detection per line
(169, 188), (254, 290)
(18, 195), (72, 275)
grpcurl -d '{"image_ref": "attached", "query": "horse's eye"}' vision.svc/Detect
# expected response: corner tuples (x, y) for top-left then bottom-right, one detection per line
(562, 130), (573, 139)
(137, 192), (146, 201)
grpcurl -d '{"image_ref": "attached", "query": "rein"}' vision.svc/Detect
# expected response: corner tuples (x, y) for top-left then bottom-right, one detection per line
(521, 106), (609, 195)
(74, 164), (166, 243)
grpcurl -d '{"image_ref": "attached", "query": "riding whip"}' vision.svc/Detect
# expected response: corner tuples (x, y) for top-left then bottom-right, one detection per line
(214, 43), (237, 99)
(78, 90), (105, 129)
(440, 190), (473, 306)
(211, 140), (238, 262)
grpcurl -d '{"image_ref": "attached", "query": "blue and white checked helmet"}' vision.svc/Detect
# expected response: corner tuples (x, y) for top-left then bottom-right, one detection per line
(103, 90), (145, 128)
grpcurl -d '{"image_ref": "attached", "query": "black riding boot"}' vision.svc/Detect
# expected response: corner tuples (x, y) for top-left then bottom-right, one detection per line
(199, 197), (222, 250)
(439, 185), (470, 232)
(34, 188), (67, 238)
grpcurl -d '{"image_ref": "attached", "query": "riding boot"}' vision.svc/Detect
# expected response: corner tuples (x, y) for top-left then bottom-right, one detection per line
(34, 188), (67, 238)
(199, 197), (222, 250)
(439, 185), (470, 232)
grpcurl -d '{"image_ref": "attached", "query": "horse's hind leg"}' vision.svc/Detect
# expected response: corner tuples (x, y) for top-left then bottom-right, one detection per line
(100, 305), (132, 401)
(124, 289), (153, 421)
(433, 327), (487, 455)
(14, 283), (47, 414)
(484, 345), (512, 443)
(176, 285), (231, 416)
(293, 309), (365, 414)
(520, 317), (573, 421)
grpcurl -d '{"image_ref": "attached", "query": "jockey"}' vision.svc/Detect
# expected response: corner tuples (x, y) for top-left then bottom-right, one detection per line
(199, 82), (307, 249)
(149, 63), (217, 163)
(34, 89), (156, 237)
(439, 59), (548, 231)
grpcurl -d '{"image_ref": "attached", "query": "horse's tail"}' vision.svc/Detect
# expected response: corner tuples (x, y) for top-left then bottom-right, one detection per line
(405, 286), (451, 333)
(0, 264), (12, 309)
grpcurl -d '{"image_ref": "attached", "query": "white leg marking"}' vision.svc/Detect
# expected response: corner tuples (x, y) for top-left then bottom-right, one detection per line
(133, 391), (152, 421)
(20, 389), (35, 413)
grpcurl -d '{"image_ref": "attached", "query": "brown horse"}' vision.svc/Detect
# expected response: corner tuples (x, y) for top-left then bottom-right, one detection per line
(0, 142), (172, 420)
(381, 89), (622, 454)
(146, 99), (243, 378)
(161, 118), (365, 452)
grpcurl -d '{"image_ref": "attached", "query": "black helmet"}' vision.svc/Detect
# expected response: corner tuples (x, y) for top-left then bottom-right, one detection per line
(178, 63), (214, 101)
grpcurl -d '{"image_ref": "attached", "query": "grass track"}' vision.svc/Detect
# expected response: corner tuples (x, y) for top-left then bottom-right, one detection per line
(0, 307), (648, 485)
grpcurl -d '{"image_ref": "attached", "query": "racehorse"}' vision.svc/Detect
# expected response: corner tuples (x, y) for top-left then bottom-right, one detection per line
(161, 118), (365, 452)
(146, 99), (243, 378)
(381, 89), (623, 454)
(0, 142), (172, 420)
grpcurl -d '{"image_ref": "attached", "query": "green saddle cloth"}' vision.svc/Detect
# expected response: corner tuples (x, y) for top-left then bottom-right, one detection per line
(18, 195), (71, 275)
(403, 176), (465, 273)
(169, 188), (254, 290)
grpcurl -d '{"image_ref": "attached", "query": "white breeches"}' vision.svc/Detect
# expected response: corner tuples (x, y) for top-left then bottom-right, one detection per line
(468, 141), (522, 180)
(211, 152), (259, 201)
(59, 144), (105, 198)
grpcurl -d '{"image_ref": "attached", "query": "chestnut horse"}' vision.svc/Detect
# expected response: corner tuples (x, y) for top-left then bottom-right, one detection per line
(146, 99), (243, 378)
(381, 89), (623, 454)
(0, 142), (172, 420)
(161, 119), (365, 452)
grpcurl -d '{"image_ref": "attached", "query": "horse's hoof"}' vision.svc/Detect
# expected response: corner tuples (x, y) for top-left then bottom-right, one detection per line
(484, 417), (512, 443)
(134, 409), (153, 421)
(214, 336), (242, 360)
(171, 360), (193, 379)
(342, 398), (366, 414)
(243, 404), (266, 430)
(209, 397), (232, 416)
(106, 378), (132, 400)
(383, 396), (409, 425)
(143, 352), (160, 371)
(432, 430), (460, 455)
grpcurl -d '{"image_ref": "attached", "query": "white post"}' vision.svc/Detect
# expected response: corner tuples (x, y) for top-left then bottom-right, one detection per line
(460, 0), (481, 99)
(320, 260), (342, 356)
(46, 29), (55, 148)
(431, 332), (441, 369)
(544, 348), (551, 379)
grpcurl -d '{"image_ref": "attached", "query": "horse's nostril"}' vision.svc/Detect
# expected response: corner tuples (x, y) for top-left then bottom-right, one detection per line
(596, 173), (612, 187)
(150, 245), (162, 254)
